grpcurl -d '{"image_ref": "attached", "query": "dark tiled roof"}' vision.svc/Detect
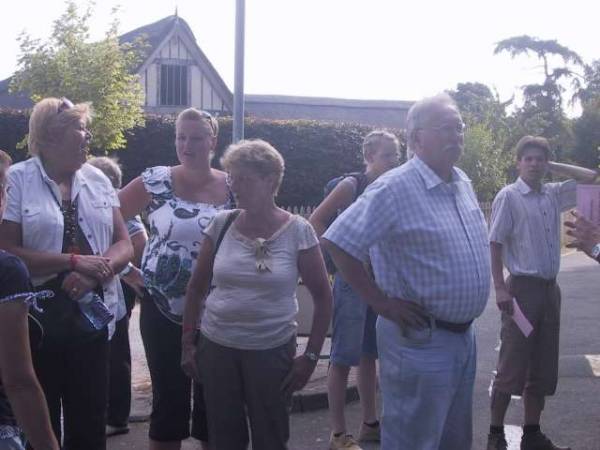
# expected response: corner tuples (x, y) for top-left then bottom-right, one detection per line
(119, 15), (196, 70)
(245, 94), (414, 129)
(0, 77), (33, 110)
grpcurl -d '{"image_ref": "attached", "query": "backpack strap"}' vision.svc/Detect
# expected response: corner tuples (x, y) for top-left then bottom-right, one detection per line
(209, 210), (241, 291)
(346, 172), (369, 201)
(354, 172), (370, 198)
(214, 210), (241, 257)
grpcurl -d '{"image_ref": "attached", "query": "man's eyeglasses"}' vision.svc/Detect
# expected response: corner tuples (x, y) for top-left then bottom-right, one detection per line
(57, 97), (74, 114)
(426, 122), (467, 136)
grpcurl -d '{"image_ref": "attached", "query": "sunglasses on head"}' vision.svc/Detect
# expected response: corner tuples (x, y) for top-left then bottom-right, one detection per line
(194, 110), (217, 135)
(57, 97), (74, 114)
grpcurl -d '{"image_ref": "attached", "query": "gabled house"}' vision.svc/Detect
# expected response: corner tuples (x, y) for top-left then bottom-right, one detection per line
(120, 15), (233, 115)
(0, 15), (233, 116)
(0, 14), (412, 128)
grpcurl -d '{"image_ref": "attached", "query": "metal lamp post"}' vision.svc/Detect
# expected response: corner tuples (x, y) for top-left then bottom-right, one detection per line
(232, 0), (245, 143)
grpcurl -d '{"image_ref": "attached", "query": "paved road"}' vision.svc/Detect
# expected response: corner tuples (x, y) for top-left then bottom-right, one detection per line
(109, 252), (600, 449)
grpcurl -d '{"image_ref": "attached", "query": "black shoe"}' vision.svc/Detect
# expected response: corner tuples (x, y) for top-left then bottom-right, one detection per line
(487, 432), (508, 450)
(520, 431), (571, 450)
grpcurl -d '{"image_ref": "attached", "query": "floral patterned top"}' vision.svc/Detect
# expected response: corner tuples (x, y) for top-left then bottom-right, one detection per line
(0, 251), (53, 438)
(141, 166), (232, 323)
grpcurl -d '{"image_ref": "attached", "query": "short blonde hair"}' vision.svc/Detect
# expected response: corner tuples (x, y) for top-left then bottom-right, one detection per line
(28, 97), (92, 156)
(221, 139), (285, 193)
(176, 108), (219, 136)
(87, 156), (123, 189)
(362, 130), (399, 159)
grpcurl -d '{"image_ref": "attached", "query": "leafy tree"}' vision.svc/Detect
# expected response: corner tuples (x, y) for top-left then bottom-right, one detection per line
(10, 1), (145, 151)
(494, 35), (584, 110)
(459, 123), (510, 202)
(451, 83), (506, 121)
(571, 60), (600, 168)
(449, 83), (511, 200)
(571, 107), (600, 168)
(449, 82), (511, 143)
(494, 35), (584, 158)
(576, 60), (600, 106)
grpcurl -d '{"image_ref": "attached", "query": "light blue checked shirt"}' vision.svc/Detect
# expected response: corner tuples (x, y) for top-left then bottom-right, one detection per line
(324, 156), (491, 323)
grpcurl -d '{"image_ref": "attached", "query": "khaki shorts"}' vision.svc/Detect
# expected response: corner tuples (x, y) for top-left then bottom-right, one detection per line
(493, 275), (561, 397)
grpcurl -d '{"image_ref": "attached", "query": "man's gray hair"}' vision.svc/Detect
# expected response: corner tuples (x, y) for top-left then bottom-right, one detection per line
(406, 92), (459, 155)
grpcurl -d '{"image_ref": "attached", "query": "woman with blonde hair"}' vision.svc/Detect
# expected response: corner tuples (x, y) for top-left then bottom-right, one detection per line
(0, 97), (133, 449)
(119, 108), (232, 450)
(181, 139), (332, 450)
(310, 130), (400, 449)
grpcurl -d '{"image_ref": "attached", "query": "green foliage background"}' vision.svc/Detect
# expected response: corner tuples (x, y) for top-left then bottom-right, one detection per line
(0, 110), (405, 207)
(9, 1), (145, 151)
(4, 1), (600, 207)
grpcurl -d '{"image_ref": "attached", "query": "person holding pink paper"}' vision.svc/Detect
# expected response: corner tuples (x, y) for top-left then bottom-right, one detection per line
(487, 136), (598, 450)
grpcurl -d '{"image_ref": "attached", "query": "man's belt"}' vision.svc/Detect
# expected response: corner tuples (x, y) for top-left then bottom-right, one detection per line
(511, 275), (556, 286)
(434, 318), (473, 334)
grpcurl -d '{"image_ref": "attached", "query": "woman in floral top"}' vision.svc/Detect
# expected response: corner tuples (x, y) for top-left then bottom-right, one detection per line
(0, 150), (58, 450)
(119, 108), (230, 450)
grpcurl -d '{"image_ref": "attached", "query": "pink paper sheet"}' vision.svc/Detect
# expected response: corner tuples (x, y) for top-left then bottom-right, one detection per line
(576, 184), (600, 224)
(512, 298), (533, 338)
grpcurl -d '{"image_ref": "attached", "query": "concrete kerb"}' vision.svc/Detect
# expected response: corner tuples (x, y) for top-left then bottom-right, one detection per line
(291, 384), (358, 414)
(290, 337), (360, 413)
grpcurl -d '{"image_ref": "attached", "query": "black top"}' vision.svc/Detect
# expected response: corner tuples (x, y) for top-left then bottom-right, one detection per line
(0, 250), (33, 428)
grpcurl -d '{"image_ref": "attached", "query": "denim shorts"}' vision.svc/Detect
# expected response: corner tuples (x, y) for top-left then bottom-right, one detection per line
(330, 274), (378, 367)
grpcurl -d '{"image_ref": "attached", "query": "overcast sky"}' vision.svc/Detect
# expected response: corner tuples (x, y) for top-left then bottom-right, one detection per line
(1, 0), (598, 108)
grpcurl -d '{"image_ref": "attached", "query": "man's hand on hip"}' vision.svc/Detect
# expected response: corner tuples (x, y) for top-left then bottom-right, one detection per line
(376, 297), (429, 329)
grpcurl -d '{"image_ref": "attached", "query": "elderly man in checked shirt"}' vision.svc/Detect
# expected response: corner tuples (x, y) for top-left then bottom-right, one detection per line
(323, 93), (490, 450)
(486, 136), (598, 450)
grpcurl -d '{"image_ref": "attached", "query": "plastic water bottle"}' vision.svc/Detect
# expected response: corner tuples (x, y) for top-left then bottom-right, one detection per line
(78, 292), (114, 330)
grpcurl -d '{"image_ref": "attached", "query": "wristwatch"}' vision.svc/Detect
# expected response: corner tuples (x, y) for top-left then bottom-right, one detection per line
(303, 351), (319, 362)
(119, 262), (134, 277)
(591, 243), (600, 261)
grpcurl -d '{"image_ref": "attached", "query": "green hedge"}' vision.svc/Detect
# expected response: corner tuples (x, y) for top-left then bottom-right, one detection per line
(0, 110), (405, 206)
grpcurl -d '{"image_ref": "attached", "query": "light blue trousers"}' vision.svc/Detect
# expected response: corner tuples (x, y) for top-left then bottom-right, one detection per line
(377, 317), (477, 450)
